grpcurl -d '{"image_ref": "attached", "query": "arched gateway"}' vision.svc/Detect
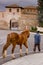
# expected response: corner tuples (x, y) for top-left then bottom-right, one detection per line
(10, 18), (19, 30)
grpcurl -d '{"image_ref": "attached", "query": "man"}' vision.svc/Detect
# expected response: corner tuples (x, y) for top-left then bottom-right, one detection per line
(33, 31), (41, 52)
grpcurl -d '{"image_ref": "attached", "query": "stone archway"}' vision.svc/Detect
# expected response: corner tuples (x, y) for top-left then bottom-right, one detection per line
(10, 18), (19, 30)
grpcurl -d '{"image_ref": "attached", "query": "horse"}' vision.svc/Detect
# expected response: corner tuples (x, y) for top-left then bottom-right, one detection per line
(2, 29), (30, 59)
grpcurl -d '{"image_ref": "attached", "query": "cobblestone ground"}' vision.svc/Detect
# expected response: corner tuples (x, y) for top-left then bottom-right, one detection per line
(2, 53), (43, 65)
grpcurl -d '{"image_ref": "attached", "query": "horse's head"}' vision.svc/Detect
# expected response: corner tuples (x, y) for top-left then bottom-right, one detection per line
(25, 30), (30, 38)
(21, 29), (30, 38)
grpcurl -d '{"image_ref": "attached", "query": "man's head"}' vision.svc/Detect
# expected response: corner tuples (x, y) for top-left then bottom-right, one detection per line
(37, 31), (40, 33)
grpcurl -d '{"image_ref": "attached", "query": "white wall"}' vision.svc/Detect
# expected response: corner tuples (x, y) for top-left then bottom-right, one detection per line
(37, 27), (43, 32)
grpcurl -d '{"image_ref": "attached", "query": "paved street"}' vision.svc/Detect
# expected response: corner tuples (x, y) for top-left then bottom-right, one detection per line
(2, 53), (43, 65)
(0, 30), (43, 65)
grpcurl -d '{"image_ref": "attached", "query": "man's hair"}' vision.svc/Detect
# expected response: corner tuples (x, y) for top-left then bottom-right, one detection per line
(37, 31), (40, 33)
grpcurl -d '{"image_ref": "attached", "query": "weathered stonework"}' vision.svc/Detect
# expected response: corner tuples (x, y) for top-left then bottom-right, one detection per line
(0, 4), (38, 30)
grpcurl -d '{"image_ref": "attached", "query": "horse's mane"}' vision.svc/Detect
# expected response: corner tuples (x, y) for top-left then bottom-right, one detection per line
(21, 30), (29, 34)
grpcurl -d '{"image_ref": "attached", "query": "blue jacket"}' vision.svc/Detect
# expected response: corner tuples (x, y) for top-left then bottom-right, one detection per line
(34, 33), (41, 44)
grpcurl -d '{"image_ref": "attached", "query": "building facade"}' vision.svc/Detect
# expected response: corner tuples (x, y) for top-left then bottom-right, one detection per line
(0, 4), (38, 30)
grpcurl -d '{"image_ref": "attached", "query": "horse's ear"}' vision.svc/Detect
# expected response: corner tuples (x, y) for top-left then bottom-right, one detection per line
(26, 26), (28, 30)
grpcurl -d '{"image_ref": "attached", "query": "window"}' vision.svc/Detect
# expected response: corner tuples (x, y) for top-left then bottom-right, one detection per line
(9, 8), (11, 12)
(27, 9), (29, 12)
(17, 8), (19, 12)
(2, 13), (4, 18)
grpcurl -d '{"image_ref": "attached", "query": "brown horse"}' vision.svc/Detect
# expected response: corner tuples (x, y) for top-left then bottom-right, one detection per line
(2, 29), (30, 58)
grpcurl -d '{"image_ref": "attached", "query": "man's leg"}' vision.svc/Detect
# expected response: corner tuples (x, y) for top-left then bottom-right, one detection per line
(38, 44), (40, 52)
(33, 44), (36, 52)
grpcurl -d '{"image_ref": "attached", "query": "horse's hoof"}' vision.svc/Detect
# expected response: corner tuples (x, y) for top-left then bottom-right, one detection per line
(2, 54), (6, 58)
(2, 50), (7, 58)
(25, 53), (28, 55)
(11, 54), (15, 59)
(20, 54), (22, 57)
(12, 57), (16, 59)
(12, 56), (15, 59)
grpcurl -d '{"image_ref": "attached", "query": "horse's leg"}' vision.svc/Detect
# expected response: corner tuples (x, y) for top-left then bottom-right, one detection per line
(20, 44), (22, 57)
(2, 42), (10, 58)
(11, 44), (16, 59)
(23, 42), (28, 55)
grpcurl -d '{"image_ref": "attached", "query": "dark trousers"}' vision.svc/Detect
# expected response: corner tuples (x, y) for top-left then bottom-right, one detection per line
(33, 44), (40, 52)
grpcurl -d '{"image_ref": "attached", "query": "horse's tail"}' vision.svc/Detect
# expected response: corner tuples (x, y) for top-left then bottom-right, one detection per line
(7, 34), (11, 42)
(2, 34), (10, 57)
